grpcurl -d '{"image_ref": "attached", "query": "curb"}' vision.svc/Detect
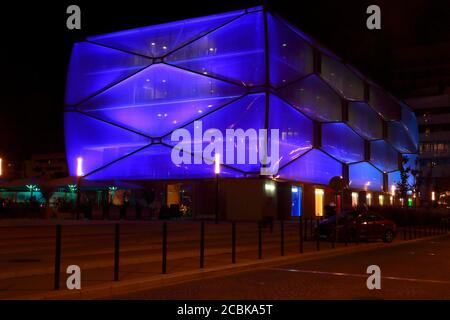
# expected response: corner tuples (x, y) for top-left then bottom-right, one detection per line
(14, 234), (448, 300)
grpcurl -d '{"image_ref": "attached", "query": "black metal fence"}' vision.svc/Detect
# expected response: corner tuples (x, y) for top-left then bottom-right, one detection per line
(0, 215), (448, 293)
(45, 217), (449, 290)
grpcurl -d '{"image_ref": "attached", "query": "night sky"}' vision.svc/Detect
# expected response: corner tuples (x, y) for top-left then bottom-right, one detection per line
(1, 0), (449, 161)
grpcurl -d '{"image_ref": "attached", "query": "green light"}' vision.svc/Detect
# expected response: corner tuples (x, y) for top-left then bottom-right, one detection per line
(68, 184), (77, 193)
(26, 184), (39, 192)
(407, 198), (413, 207)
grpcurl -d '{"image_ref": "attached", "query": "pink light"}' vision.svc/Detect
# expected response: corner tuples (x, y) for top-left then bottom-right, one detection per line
(76, 157), (83, 176)
(214, 153), (220, 175)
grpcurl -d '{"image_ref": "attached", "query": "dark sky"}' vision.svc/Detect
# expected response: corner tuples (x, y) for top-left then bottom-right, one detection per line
(1, 0), (449, 160)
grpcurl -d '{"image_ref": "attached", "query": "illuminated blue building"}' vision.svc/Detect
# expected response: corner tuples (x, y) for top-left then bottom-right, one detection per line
(64, 6), (418, 219)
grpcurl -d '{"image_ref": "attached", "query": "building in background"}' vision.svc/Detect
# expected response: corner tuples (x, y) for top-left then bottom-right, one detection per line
(406, 94), (450, 206)
(64, 6), (418, 220)
(0, 157), (25, 180)
(24, 153), (68, 179)
(390, 35), (450, 207)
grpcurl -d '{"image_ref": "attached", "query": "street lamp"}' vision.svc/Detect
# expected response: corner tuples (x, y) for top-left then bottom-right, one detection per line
(26, 184), (38, 202)
(214, 153), (220, 224)
(76, 157), (83, 220)
(76, 157), (83, 177)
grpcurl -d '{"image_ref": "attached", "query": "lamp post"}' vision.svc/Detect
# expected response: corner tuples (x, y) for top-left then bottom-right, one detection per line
(26, 184), (36, 202)
(214, 153), (220, 224)
(391, 185), (396, 206)
(76, 157), (83, 220)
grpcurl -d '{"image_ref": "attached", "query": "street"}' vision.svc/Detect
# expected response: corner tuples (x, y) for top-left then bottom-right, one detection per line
(116, 235), (450, 300)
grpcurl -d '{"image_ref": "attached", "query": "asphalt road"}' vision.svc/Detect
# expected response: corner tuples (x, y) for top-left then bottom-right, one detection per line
(116, 235), (450, 300)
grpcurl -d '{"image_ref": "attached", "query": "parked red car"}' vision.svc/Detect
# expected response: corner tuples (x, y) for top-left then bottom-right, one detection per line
(316, 211), (397, 243)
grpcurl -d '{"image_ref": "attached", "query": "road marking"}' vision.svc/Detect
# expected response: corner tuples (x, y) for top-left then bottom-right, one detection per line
(269, 267), (450, 285)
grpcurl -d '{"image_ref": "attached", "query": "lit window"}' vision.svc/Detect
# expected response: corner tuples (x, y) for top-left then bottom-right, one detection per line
(351, 192), (358, 207)
(314, 188), (324, 216)
(366, 193), (372, 206)
(291, 186), (302, 217)
(378, 195), (384, 206)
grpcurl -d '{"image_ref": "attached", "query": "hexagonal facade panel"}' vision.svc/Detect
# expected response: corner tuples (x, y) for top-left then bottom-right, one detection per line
(321, 123), (364, 163)
(349, 162), (384, 192)
(348, 102), (383, 140)
(277, 149), (342, 185)
(370, 140), (399, 173)
(64, 6), (418, 188)
(320, 54), (365, 100)
(277, 74), (342, 122)
(369, 84), (401, 121)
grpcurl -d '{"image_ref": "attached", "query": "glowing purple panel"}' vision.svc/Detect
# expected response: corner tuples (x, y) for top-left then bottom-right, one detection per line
(267, 13), (313, 87)
(401, 103), (419, 147)
(269, 94), (313, 168)
(277, 75), (341, 121)
(163, 93), (265, 173)
(369, 85), (401, 120)
(86, 144), (244, 180)
(388, 171), (401, 190)
(166, 11), (265, 86)
(370, 140), (399, 172)
(321, 123), (364, 163)
(321, 55), (364, 100)
(278, 149), (342, 184)
(349, 162), (383, 191)
(87, 10), (244, 57)
(65, 42), (151, 105)
(79, 64), (246, 137)
(64, 112), (150, 176)
(348, 102), (383, 140)
(387, 121), (417, 153)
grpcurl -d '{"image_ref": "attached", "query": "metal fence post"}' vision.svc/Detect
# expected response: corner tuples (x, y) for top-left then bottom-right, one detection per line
(200, 221), (205, 268)
(316, 218), (320, 251)
(114, 223), (120, 281)
(258, 221), (262, 260)
(232, 222), (236, 264)
(162, 221), (167, 274)
(304, 217), (308, 241)
(299, 217), (304, 253)
(344, 224), (348, 247)
(280, 220), (285, 256)
(54, 224), (61, 290)
(331, 218), (335, 249)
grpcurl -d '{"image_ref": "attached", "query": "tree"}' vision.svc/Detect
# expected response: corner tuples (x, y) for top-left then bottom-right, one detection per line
(396, 156), (411, 201)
